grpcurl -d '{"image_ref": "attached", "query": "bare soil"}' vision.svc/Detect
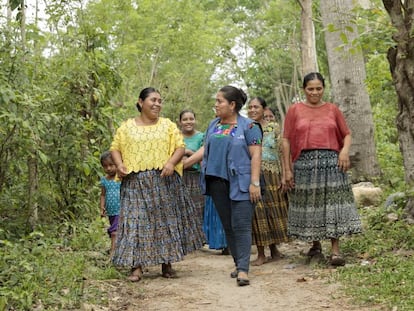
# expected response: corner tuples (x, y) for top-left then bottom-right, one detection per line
(83, 241), (379, 311)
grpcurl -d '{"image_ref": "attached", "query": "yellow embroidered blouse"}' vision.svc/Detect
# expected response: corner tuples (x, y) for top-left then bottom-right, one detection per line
(110, 117), (185, 175)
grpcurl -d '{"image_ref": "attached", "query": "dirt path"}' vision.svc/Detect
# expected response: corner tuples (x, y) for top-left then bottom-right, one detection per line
(84, 241), (377, 311)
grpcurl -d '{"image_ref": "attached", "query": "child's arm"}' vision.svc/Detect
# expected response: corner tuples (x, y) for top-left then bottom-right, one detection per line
(100, 187), (106, 217)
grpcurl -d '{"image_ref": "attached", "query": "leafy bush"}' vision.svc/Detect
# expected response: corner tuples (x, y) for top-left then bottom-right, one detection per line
(0, 219), (115, 310)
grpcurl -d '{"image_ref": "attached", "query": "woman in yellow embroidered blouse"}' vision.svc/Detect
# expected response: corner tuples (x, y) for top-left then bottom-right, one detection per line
(110, 87), (204, 282)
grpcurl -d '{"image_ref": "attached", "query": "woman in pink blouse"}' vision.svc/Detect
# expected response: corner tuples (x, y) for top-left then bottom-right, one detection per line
(282, 72), (362, 266)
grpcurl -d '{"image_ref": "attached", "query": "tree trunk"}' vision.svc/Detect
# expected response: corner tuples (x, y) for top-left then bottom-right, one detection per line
(20, 0), (26, 46)
(7, 1), (12, 21)
(382, 0), (414, 217)
(299, 0), (318, 76)
(20, 0), (39, 228)
(320, 0), (380, 181)
(28, 154), (39, 230)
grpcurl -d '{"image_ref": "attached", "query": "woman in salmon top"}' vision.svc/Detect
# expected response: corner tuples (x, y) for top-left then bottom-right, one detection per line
(282, 72), (362, 266)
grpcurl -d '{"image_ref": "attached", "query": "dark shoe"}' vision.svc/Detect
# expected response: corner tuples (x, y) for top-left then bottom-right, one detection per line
(161, 263), (178, 278)
(330, 254), (345, 266)
(230, 270), (238, 278)
(306, 242), (322, 257)
(221, 247), (230, 255)
(237, 278), (250, 286)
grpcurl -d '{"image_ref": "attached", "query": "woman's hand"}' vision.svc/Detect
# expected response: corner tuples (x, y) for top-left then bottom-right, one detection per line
(282, 169), (294, 191)
(338, 134), (352, 172)
(161, 161), (175, 177)
(338, 150), (350, 172)
(249, 184), (261, 203)
(116, 164), (129, 178)
(185, 149), (194, 157)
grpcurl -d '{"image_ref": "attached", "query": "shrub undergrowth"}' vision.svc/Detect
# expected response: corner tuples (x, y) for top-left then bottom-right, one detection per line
(0, 218), (117, 310)
(334, 205), (414, 311)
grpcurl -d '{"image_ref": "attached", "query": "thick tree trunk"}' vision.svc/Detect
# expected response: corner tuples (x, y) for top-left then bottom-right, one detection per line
(383, 0), (414, 217)
(320, 0), (381, 181)
(299, 0), (318, 76)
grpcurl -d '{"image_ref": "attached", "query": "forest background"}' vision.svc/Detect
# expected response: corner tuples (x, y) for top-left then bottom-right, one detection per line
(0, 0), (413, 310)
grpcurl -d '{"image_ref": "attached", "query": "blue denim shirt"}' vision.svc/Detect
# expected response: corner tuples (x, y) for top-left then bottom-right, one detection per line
(200, 115), (262, 201)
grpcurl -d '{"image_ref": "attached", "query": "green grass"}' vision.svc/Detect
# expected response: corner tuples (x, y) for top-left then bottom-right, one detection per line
(333, 205), (414, 311)
(337, 255), (414, 309)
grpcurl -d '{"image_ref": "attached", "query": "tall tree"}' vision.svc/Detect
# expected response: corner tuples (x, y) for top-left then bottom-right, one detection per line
(298, 0), (318, 76)
(382, 0), (414, 217)
(320, 0), (381, 181)
(237, 0), (303, 121)
(84, 0), (236, 128)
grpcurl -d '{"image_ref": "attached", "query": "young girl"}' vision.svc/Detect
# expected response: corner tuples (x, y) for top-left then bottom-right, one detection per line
(99, 151), (121, 257)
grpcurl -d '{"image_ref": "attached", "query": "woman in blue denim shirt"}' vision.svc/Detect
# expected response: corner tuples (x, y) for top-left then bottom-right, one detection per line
(185, 85), (262, 286)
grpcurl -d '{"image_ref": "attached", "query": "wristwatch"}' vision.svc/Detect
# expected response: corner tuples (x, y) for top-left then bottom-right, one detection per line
(251, 181), (260, 187)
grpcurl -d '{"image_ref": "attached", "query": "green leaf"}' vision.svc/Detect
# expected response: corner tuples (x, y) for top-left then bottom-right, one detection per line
(38, 151), (49, 164)
(340, 32), (349, 44)
(345, 25), (354, 33)
(327, 23), (337, 32)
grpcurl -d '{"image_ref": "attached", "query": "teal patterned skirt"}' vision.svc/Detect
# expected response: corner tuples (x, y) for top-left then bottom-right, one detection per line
(287, 150), (362, 241)
(112, 170), (205, 268)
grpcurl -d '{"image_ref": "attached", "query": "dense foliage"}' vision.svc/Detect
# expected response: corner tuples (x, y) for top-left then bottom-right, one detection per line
(0, 0), (239, 238)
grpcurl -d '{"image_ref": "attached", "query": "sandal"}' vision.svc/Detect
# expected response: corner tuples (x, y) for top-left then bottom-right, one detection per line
(230, 270), (238, 278)
(306, 242), (322, 257)
(127, 267), (143, 282)
(236, 271), (250, 286)
(161, 263), (177, 278)
(237, 278), (250, 286)
(330, 254), (345, 266)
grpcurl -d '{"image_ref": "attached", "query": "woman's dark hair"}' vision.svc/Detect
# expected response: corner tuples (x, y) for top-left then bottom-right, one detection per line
(249, 96), (267, 109)
(136, 87), (160, 112)
(303, 72), (325, 88)
(179, 109), (196, 121)
(100, 150), (112, 165)
(219, 85), (247, 112)
(266, 107), (276, 116)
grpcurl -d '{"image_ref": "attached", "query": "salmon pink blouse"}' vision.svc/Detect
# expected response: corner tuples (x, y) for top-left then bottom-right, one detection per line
(283, 102), (351, 162)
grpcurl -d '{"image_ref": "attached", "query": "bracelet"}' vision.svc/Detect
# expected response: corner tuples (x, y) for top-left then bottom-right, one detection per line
(251, 181), (260, 187)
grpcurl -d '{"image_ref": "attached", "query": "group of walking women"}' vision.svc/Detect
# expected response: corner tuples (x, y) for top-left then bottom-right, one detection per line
(108, 72), (362, 286)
